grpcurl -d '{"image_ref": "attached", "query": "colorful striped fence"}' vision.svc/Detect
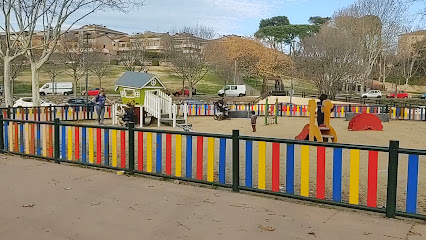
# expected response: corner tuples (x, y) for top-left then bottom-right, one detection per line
(1, 118), (425, 220)
(131, 130), (231, 184)
(241, 139), (385, 206)
(2, 119), (54, 159)
(0, 105), (112, 122)
(176, 104), (426, 121)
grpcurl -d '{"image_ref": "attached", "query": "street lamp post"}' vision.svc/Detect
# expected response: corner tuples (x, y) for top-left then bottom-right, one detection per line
(289, 40), (295, 104)
(84, 33), (90, 119)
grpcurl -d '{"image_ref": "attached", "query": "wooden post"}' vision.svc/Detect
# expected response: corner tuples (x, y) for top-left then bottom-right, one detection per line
(172, 104), (177, 128)
(265, 99), (269, 125)
(275, 98), (278, 124)
(184, 103), (188, 124)
(308, 99), (317, 141)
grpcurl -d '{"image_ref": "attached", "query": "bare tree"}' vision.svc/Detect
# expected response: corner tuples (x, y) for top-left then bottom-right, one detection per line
(297, 26), (363, 97)
(91, 63), (110, 89)
(58, 36), (85, 97)
(205, 41), (235, 86)
(163, 25), (214, 98)
(408, 0), (426, 19)
(0, 56), (27, 94)
(118, 34), (149, 72)
(335, 0), (408, 92)
(24, 0), (140, 106)
(0, 1), (46, 106)
(378, 50), (399, 83)
(397, 39), (426, 86)
(43, 64), (63, 94)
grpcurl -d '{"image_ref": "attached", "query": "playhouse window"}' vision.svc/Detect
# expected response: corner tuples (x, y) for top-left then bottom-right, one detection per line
(124, 89), (135, 98)
(135, 92), (140, 97)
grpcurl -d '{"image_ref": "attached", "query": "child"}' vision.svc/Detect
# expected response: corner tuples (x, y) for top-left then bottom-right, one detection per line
(115, 105), (125, 126)
(317, 94), (335, 126)
(251, 111), (257, 132)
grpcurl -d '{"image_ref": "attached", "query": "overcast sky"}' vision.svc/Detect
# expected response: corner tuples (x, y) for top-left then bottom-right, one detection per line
(71, 0), (356, 36)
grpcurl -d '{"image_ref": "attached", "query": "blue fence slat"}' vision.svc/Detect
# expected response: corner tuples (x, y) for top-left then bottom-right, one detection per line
(61, 126), (66, 159)
(406, 154), (419, 214)
(4, 121), (8, 150)
(245, 140), (253, 187)
(333, 148), (343, 202)
(36, 124), (41, 155)
(219, 138), (226, 184)
(104, 129), (109, 166)
(186, 135), (192, 178)
(20, 123), (24, 153)
(156, 133), (162, 173)
(286, 144), (294, 194)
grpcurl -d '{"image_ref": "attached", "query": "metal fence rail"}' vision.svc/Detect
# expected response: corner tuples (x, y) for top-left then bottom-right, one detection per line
(177, 103), (426, 121)
(0, 116), (424, 220)
(0, 105), (112, 121)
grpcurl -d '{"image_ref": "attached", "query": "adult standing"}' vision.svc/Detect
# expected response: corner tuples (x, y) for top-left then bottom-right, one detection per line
(94, 89), (108, 125)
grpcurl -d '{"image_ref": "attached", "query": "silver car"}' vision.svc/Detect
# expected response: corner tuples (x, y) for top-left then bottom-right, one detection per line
(362, 90), (382, 98)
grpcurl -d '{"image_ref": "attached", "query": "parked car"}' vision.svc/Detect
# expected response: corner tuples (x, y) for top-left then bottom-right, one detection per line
(421, 93), (426, 99)
(173, 87), (196, 96)
(218, 85), (247, 97)
(181, 99), (205, 105)
(362, 90), (382, 98)
(387, 91), (409, 99)
(39, 82), (73, 95)
(13, 97), (55, 107)
(82, 88), (101, 96)
(65, 98), (95, 107)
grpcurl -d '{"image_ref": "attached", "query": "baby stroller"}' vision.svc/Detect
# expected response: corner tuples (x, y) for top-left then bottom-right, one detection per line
(214, 100), (230, 121)
(123, 106), (135, 127)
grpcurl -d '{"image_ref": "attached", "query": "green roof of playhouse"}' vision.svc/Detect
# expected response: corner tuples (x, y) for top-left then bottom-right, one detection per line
(115, 71), (165, 89)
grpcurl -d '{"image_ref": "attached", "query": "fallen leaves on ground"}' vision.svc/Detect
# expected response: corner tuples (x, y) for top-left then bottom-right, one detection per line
(22, 203), (35, 208)
(258, 225), (275, 232)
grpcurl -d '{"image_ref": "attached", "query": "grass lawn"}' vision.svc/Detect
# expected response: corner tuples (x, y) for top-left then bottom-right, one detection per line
(244, 75), (317, 94)
(12, 65), (225, 95)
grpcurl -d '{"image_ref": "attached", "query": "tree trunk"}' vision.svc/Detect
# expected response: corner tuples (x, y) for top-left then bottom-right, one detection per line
(31, 63), (41, 106)
(394, 81), (398, 99)
(99, 77), (102, 89)
(3, 57), (13, 107)
(188, 81), (193, 99)
(74, 69), (78, 98)
(181, 79), (185, 97)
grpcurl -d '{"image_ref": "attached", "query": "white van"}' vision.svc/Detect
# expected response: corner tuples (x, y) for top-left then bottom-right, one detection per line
(218, 85), (247, 97)
(39, 82), (73, 95)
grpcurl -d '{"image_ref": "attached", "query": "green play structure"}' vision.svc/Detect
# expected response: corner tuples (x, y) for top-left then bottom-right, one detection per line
(115, 71), (166, 105)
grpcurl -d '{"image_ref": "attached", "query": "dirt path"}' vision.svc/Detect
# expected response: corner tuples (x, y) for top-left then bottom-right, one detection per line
(0, 156), (425, 240)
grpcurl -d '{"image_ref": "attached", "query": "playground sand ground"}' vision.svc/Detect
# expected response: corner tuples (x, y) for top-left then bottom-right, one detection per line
(151, 117), (426, 215)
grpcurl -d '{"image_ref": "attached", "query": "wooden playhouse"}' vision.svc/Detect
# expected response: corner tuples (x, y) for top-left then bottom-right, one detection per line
(115, 71), (166, 105)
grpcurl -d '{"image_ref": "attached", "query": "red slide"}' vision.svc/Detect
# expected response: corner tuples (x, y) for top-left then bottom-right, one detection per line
(295, 124), (310, 140)
(348, 113), (383, 131)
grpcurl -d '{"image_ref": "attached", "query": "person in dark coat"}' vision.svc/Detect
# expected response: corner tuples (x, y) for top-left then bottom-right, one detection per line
(317, 94), (328, 126)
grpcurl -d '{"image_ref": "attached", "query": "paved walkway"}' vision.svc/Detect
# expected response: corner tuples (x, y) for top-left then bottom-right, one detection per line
(0, 155), (425, 240)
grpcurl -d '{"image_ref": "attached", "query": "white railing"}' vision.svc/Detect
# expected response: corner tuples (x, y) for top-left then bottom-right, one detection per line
(172, 104), (178, 128)
(157, 90), (172, 118)
(144, 91), (162, 126)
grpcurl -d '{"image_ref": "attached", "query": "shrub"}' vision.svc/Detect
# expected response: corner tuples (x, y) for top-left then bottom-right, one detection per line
(110, 59), (119, 65)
